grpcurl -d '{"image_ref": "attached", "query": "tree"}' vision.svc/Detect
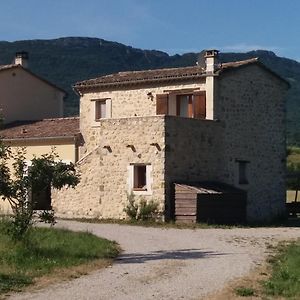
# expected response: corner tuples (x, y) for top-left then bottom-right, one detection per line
(0, 146), (80, 240)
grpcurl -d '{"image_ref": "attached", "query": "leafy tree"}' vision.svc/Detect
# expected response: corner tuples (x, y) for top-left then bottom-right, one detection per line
(0, 146), (79, 240)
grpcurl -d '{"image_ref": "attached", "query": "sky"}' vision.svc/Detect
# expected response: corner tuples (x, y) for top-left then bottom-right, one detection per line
(0, 0), (299, 61)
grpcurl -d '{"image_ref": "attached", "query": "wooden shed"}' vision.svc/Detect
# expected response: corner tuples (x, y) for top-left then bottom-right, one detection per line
(174, 182), (247, 224)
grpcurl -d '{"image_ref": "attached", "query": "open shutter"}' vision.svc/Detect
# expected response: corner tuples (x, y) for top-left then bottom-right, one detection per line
(193, 92), (206, 119)
(156, 94), (169, 115)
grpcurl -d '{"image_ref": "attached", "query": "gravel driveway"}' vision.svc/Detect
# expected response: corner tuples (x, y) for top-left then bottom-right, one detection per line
(9, 220), (300, 300)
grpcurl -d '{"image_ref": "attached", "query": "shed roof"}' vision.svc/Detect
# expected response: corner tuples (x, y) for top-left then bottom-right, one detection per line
(0, 117), (79, 140)
(175, 182), (245, 194)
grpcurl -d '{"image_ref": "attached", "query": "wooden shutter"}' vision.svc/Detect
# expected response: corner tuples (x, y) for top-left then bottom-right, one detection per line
(156, 94), (169, 115)
(193, 92), (206, 119)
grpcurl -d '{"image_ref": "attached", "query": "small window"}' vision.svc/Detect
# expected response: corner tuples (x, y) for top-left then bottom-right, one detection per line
(238, 161), (249, 184)
(95, 100), (106, 120)
(133, 165), (147, 191)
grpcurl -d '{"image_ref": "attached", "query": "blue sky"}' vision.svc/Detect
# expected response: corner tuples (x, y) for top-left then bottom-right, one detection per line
(0, 0), (299, 61)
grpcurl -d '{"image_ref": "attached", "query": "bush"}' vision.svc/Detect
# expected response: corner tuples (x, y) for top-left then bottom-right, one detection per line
(124, 194), (160, 221)
(124, 193), (138, 220)
(139, 199), (159, 221)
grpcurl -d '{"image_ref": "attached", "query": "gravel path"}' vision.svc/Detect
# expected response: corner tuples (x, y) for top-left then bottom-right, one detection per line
(9, 220), (300, 300)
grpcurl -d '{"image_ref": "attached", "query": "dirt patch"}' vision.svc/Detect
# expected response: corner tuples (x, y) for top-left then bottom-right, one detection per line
(205, 263), (269, 300)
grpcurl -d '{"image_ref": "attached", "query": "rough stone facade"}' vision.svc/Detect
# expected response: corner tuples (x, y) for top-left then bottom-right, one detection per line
(216, 65), (287, 221)
(53, 61), (288, 223)
(53, 116), (166, 219)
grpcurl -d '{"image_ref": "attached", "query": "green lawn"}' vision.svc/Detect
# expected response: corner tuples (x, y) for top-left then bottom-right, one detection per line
(0, 220), (119, 294)
(264, 241), (300, 298)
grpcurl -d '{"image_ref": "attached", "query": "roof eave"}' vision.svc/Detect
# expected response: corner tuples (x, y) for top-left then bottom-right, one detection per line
(73, 74), (207, 92)
(2, 135), (79, 143)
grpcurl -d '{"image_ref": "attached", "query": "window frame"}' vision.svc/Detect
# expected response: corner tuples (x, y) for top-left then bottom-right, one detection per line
(176, 94), (194, 118)
(133, 165), (147, 191)
(128, 163), (153, 195)
(95, 99), (107, 121)
(91, 98), (112, 125)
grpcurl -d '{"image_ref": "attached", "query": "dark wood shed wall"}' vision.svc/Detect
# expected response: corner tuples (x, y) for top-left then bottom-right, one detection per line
(174, 183), (247, 224)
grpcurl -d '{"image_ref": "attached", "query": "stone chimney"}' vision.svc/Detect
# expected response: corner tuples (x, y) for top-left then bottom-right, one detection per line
(204, 49), (219, 120)
(204, 49), (219, 73)
(14, 51), (29, 68)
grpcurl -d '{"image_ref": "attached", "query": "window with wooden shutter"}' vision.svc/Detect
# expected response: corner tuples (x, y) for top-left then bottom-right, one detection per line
(156, 94), (169, 115)
(193, 92), (206, 119)
(176, 95), (193, 118)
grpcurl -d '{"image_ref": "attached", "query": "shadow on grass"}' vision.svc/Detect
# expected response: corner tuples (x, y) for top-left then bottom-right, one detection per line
(116, 248), (227, 264)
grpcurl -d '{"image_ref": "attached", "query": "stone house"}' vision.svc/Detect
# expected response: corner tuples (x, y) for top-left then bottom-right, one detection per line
(0, 52), (66, 124)
(52, 50), (289, 223)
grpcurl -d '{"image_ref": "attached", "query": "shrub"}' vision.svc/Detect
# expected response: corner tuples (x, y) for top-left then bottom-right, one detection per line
(139, 199), (159, 221)
(124, 193), (138, 220)
(124, 194), (160, 221)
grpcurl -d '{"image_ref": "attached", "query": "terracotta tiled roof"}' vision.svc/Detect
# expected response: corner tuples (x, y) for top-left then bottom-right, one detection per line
(0, 117), (80, 140)
(0, 64), (67, 95)
(74, 65), (207, 90)
(74, 58), (262, 90)
(0, 64), (17, 71)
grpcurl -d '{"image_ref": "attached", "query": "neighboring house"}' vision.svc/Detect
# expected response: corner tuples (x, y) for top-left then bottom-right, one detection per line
(51, 50), (288, 222)
(0, 117), (80, 213)
(0, 52), (66, 124)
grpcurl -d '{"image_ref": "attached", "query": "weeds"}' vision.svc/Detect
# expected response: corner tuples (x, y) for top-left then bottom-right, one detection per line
(235, 286), (255, 297)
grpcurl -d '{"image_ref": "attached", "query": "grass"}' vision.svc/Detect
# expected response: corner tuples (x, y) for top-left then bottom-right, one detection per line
(0, 220), (120, 295)
(263, 241), (300, 298)
(234, 286), (255, 297)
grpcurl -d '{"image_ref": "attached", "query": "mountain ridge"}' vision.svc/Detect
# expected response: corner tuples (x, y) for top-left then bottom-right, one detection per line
(0, 37), (299, 144)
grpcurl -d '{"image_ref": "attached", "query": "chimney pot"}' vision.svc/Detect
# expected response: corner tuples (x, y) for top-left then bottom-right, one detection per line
(204, 49), (219, 73)
(14, 51), (29, 68)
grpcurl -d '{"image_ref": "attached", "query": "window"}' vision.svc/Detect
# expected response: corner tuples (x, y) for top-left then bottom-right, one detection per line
(133, 165), (147, 191)
(128, 163), (152, 194)
(176, 94), (193, 117)
(95, 100), (106, 120)
(156, 92), (206, 119)
(238, 160), (249, 184)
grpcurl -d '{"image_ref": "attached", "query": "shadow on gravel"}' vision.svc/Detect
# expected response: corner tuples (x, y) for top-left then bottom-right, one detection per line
(116, 248), (227, 264)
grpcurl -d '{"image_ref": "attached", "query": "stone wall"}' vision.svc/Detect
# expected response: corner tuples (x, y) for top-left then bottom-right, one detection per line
(164, 117), (224, 219)
(216, 64), (288, 222)
(79, 80), (205, 154)
(52, 116), (166, 219)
